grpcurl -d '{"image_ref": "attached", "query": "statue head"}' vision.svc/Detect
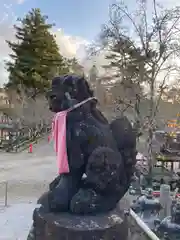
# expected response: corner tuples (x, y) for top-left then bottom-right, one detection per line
(46, 75), (94, 113)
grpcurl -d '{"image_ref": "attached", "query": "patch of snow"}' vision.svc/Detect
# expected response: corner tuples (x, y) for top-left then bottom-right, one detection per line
(0, 203), (39, 240)
(0, 139), (54, 239)
(136, 152), (147, 161)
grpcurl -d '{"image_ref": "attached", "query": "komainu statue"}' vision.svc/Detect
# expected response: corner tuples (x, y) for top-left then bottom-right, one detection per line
(27, 75), (137, 239)
(43, 74), (137, 214)
(41, 75), (136, 214)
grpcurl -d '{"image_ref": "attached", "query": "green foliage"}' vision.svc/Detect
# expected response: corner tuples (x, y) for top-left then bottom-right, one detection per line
(6, 8), (69, 94)
(102, 36), (147, 87)
(101, 2), (180, 90)
(100, 1), (180, 123)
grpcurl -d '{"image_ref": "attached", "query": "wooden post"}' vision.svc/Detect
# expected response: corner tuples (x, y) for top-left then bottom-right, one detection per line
(4, 181), (8, 207)
(0, 181), (8, 207)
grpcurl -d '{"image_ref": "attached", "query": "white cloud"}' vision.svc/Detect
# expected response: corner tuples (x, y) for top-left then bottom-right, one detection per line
(161, 0), (180, 7)
(0, 24), (90, 86)
(1, 0), (180, 87)
(16, 0), (25, 3)
(54, 29), (89, 59)
(0, 0), (95, 87)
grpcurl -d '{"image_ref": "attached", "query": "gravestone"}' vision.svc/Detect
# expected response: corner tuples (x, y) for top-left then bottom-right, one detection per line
(159, 184), (172, 219)
(32, 205), (128, 240)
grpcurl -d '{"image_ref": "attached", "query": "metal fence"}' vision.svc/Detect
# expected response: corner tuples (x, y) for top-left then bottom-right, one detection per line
(0, 125), (50, 152)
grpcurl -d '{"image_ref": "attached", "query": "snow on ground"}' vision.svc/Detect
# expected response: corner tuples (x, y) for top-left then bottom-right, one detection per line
(0, 137), (56, 239)
(0, 203), (39, 240)
(0, 138), (57, 202)
(0, 136), (147, 239)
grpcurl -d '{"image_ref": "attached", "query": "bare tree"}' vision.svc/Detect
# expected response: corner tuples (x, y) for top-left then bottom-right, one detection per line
(5, 86), (52, 140)
(110, 80), (143, 119)
(98, 0), (180, 181)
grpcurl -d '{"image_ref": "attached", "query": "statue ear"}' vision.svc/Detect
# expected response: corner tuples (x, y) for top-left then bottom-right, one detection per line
(76, 77), (94, 101)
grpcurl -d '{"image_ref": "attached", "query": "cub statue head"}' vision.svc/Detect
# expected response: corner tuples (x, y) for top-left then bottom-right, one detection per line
(46, 75), (94, 113)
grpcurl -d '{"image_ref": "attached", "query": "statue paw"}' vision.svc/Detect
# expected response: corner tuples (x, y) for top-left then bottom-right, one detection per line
(70, 188), (117, 214)
(70, 188), (99, 214)
(49, 189), (69, 212)
(48, 174), (80, 212)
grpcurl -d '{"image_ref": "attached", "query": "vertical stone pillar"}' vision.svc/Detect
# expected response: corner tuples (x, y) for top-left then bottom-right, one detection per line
(159, 184), (172, 219)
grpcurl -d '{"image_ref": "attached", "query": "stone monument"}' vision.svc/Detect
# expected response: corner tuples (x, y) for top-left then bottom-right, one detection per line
(159, 184), (172, 219)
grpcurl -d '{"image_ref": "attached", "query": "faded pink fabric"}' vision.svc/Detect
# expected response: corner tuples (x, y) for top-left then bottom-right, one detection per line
(51, 97), (95, 174)
(52, 111), (69, 174)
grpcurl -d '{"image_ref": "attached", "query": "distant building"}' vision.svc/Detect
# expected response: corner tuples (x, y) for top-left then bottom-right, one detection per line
(0, 88), (14, 141)
(0, 88), (12, 122)
(161, 88), (180, 104)
(0, 88), (10, 105)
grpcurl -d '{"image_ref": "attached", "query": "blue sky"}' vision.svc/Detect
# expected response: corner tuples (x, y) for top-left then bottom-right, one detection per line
(13, 0), (112, 40)
(0, 0), (177, 86)
(0, 0), (114, 86)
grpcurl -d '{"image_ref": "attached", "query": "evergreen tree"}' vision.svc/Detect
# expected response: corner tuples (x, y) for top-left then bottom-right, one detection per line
(6, 8), (69, 95)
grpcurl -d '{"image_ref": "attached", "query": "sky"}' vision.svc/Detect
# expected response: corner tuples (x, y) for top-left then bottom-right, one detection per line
(0, 0), (179, 86)
(12, 0), (111, 40)
(0, 0), (114, 86)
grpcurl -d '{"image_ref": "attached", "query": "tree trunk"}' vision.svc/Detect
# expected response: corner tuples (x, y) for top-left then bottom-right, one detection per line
(148, 73), (155, 186)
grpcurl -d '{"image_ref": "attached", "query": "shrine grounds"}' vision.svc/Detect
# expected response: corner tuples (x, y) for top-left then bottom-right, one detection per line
(0, 136), (146, 239)
(0, 138), (56, 205)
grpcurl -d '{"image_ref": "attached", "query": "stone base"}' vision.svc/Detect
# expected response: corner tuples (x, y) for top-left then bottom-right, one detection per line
(32, 206), (128, 240)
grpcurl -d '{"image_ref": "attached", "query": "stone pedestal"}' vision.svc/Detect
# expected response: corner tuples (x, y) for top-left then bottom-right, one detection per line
(33, 206), (128, 240)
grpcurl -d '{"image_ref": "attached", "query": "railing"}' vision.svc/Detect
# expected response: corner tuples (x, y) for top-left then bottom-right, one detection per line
(0, 126), (50, 152)
(127, 209), (161, 240)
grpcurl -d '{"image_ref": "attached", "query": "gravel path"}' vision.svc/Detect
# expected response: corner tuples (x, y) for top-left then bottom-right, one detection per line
(0, 138), (56, 205)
